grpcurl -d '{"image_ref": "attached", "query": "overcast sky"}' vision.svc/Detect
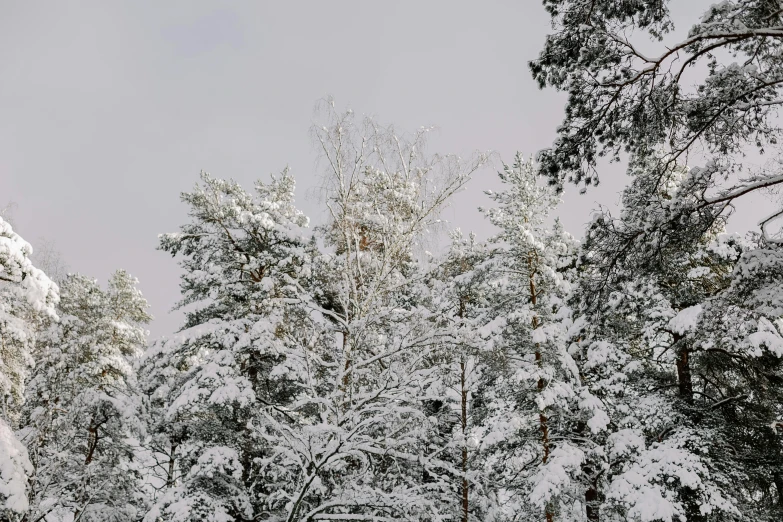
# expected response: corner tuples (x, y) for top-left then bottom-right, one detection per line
(2, 0), (768, 338)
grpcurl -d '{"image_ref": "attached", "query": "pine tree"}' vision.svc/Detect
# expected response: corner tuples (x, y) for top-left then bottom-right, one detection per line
(572, 162), (783, 520)
(531, 0), (783, 194)
(142, 170), (314, 521)
(476, 154), (582, 521)
(19, 270), (151, 522)
(531, 3), (783, 517)
(0, 215), (58, 518)
(427, 231), (493, 522)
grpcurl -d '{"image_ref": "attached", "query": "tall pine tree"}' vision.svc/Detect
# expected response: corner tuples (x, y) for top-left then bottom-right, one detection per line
(20, 270), (151, 522)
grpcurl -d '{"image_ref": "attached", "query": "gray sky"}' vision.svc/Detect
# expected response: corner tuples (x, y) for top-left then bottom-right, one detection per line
(2, 0), (767, 338)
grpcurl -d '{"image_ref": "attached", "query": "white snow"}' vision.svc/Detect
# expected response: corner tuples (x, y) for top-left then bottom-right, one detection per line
(667, 304), (703, 335)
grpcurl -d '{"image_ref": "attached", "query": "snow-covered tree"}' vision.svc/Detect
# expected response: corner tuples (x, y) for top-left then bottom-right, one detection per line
(570, 161), (783, 520)
(475, 154), (582, 521)
(19, 270), (151, 522)
(142, 169), (315, 521)
(251, 101), (488, 521)
(0, 217), (59, 419)
(532, 0), (783, 193)
(531, 4), (783, 517)
(427, 230), (494, 522)
(0, 215), (58, 519)
(8, 82), (781, 519)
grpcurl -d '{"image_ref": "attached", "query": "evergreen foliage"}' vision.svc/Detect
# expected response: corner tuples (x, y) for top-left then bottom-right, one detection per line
(5, 2), (783, 517)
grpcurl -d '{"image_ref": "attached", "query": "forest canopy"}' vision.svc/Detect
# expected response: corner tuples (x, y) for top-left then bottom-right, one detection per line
(2, 1), (783, 521)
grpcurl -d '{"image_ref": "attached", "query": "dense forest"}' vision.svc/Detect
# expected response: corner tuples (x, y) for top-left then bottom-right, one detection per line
(3, 1), (783, 521)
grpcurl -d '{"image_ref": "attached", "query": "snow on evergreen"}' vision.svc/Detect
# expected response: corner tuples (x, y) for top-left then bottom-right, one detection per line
(7, 1), (783, 518)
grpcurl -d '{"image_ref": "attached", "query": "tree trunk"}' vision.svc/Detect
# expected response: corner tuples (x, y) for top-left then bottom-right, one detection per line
(676, 345), (693, 404)
(460, 357), (469, 522)
(774, 471), (783, 507)
(576, 421), (599, 521)
(340, 330), (351, 412)
(167, 443), (178, 488)
(529, 252), (553, 522)
(585, 481), (599, 521)
(85, 423), (98, 465)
